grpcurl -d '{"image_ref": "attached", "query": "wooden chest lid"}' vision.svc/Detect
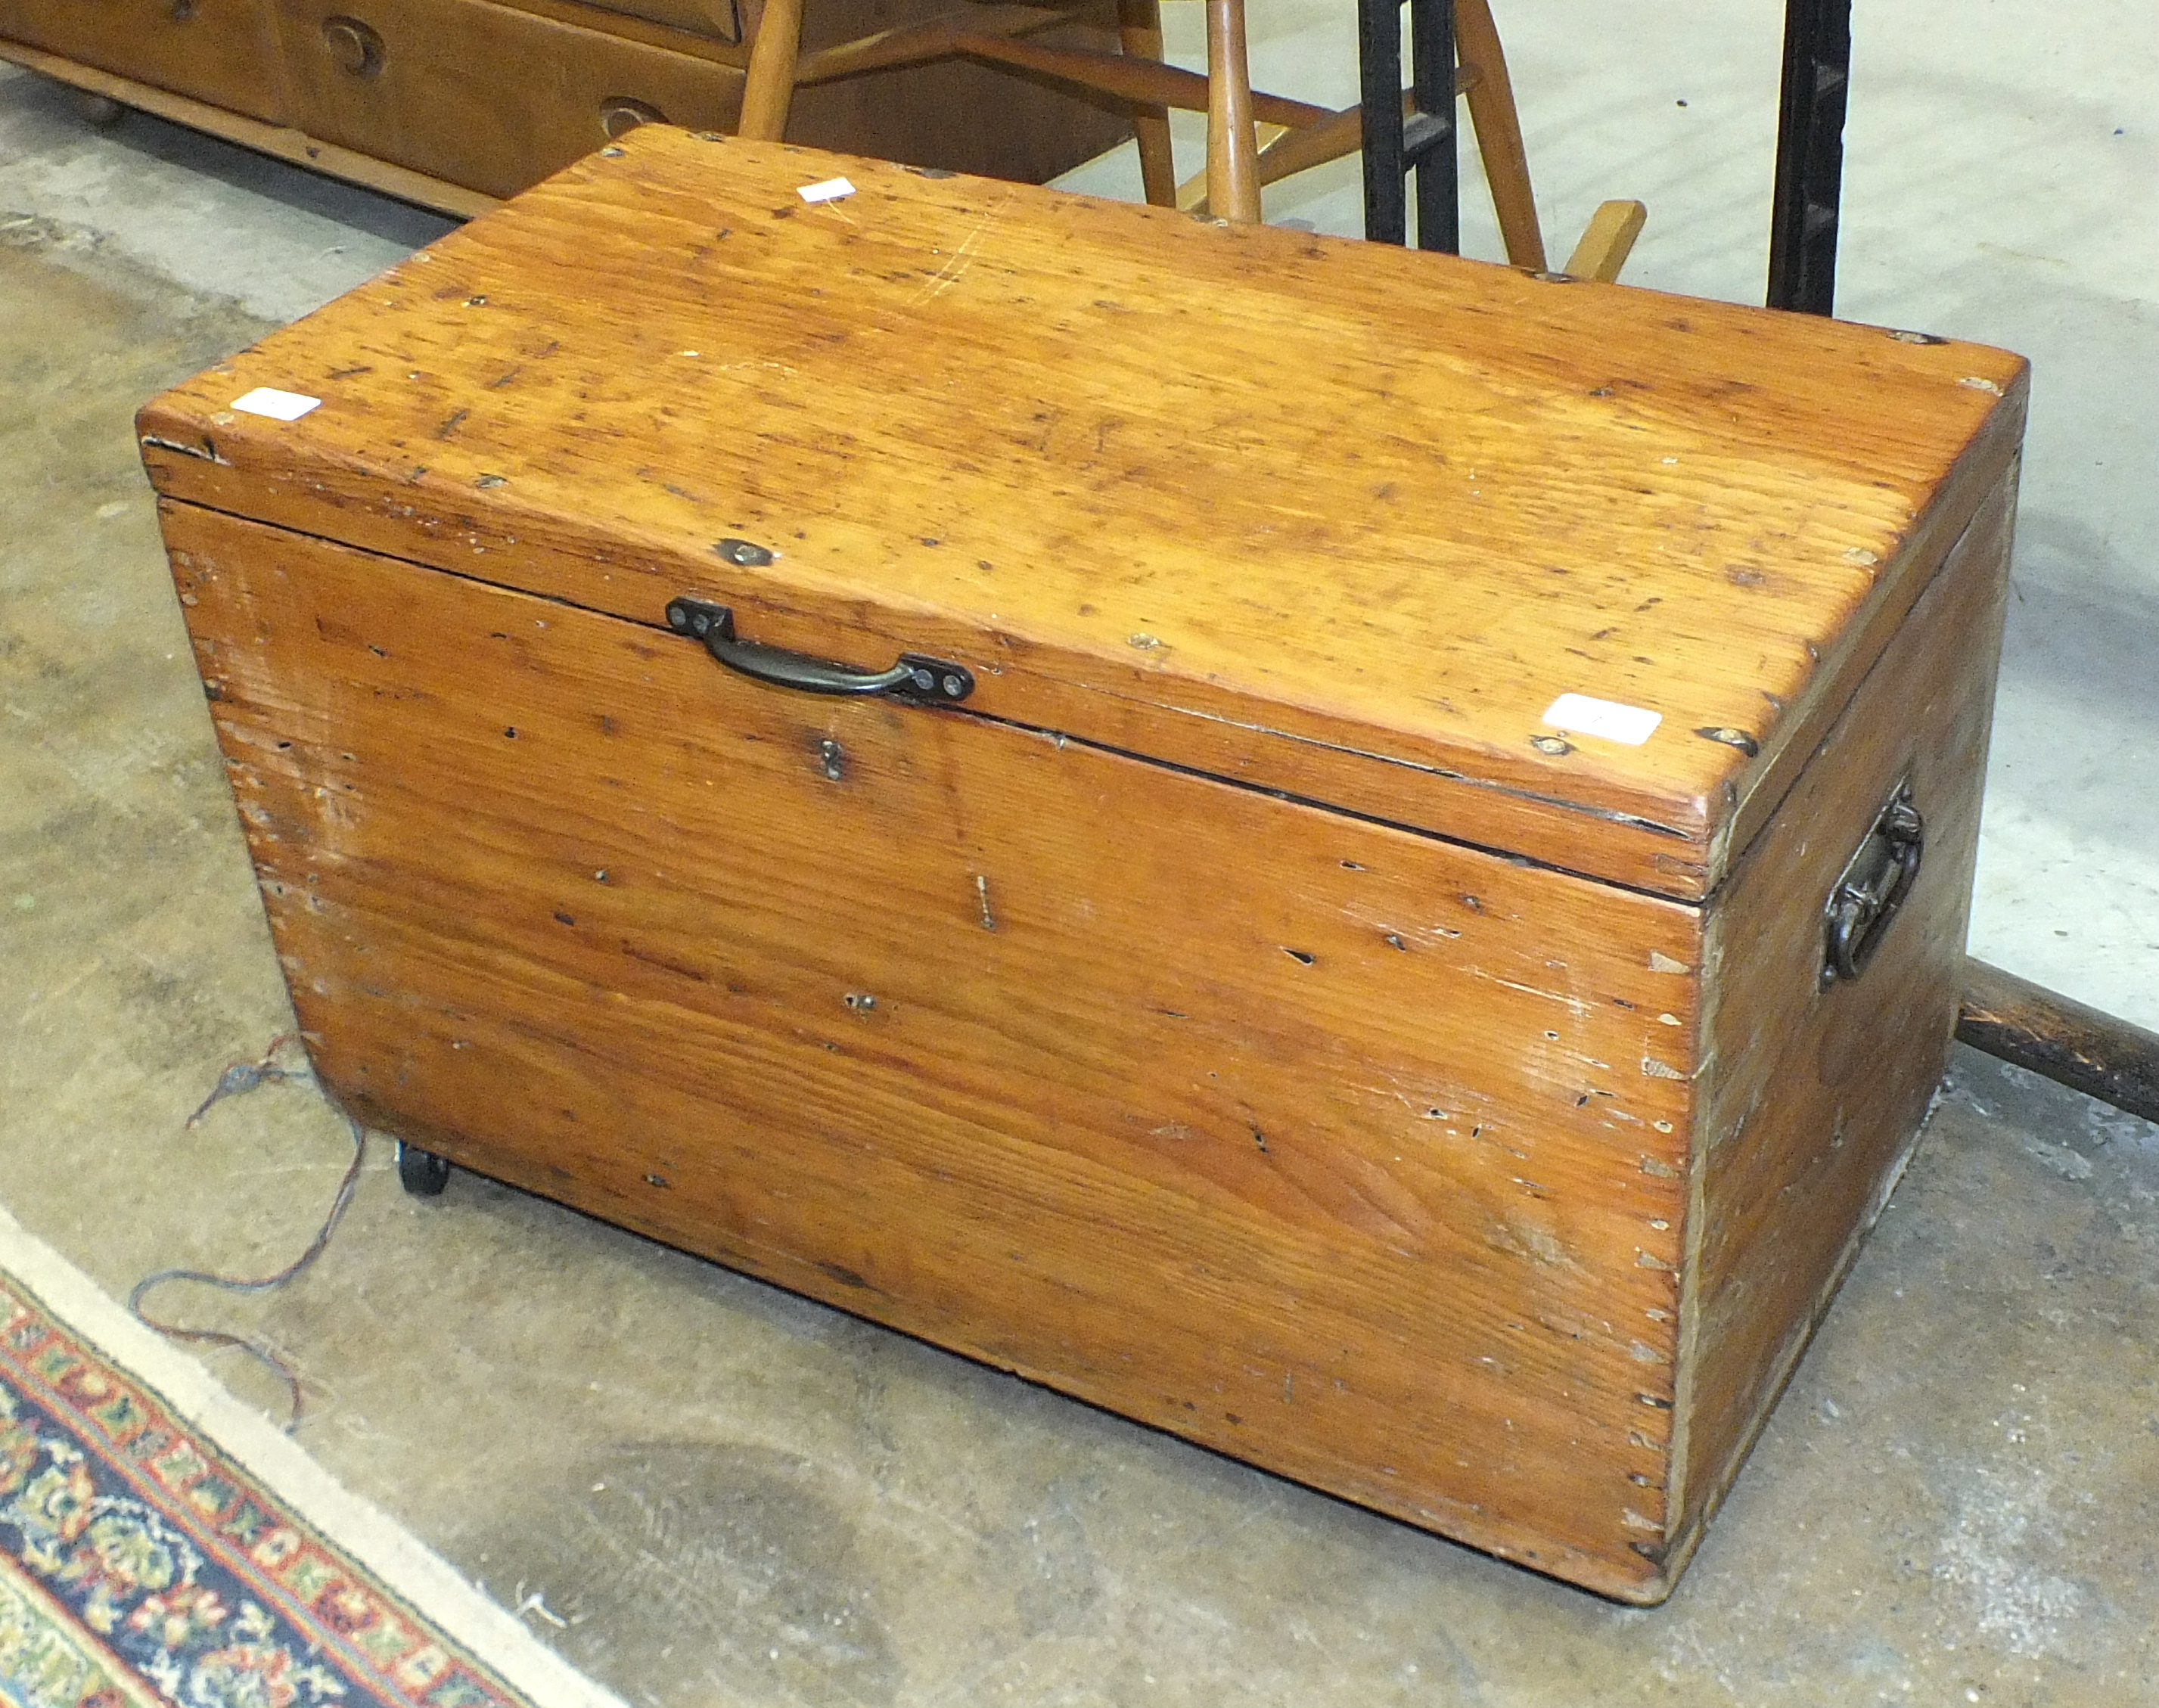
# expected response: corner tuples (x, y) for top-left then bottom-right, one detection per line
(138, 126), (2026, 900)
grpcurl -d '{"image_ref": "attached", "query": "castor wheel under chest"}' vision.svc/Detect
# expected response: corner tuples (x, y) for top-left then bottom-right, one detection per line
(395, 1141), (452, 1197)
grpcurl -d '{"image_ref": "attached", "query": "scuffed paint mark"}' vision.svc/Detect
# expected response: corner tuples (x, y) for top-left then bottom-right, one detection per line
(141, 433), (229, 464)
(1488, 1208), (1579, 1272)
(911, 188), (1018, 306)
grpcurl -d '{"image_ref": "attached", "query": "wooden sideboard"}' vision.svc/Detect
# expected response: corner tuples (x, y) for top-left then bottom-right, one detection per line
(0, 0), (1133, 213)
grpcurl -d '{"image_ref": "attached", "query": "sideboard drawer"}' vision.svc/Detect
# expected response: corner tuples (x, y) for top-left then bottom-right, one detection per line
(0, 0), (286, 121)
(272, 0), (743, 199)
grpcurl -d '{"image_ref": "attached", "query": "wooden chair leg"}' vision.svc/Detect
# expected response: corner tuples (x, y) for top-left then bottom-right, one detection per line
(1176, 120), (1286, 213)
(1564, 198), (1647, 282)
(1204, 0), (1262, 223)
(1452, 0), (1545, 270)
(1117, 0), (1179, 207)
(738, 0), (804, 142)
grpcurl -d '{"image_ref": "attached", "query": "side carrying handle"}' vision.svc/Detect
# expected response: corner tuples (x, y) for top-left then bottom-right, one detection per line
(666, 595), (974, 703)
(1822, 781), (1925, 987)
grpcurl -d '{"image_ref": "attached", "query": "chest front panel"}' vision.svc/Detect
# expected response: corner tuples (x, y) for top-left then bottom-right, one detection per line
(167, 498), (1703, 1597)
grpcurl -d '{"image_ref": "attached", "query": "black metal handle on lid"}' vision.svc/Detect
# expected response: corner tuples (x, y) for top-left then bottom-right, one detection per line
(1822, 783), (1925, 986)
(666, 595), (974, 704)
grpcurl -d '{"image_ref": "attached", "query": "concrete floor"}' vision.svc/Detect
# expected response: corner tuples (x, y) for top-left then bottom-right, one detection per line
(2, 5), (2157, 1702)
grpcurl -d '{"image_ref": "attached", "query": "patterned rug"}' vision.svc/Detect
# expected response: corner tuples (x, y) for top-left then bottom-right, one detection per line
(0, 1206), (623, 1708)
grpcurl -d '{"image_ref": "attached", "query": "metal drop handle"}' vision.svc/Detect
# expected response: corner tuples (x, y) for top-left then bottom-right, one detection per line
(666, 595), (974, 703)
(1822, 784), (1924, 986)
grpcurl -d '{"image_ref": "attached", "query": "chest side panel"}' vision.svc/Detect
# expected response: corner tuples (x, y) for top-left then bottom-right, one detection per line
(1670, 467), (2018, 1581)
(166, 499), (1701, 1598)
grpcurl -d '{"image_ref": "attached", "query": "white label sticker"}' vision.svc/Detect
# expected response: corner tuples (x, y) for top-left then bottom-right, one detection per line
(1542, 692), (1662, 746)
(230, 387), (322, 421)
(797, 176), (856, 203)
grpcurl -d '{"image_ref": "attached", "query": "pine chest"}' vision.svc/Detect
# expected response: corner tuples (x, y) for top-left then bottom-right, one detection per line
(139, 127), (2027, 1601)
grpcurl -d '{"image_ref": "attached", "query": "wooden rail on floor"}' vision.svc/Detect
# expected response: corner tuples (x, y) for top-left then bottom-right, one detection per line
(1959, 958), (2159, 1125)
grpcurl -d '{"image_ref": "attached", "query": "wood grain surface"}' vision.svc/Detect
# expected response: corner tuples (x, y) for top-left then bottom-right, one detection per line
(166, 498), (1707, 1598)
(138, 126), (2027, 900)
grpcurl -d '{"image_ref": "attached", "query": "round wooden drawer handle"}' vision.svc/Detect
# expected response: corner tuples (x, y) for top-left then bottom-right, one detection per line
(322, 16), (387, 77)
(599, 98), (666, 139)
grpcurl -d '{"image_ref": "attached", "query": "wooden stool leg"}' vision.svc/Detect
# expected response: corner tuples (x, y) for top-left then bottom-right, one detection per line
(1204, 0), (1262, 224)
(1118, 0), (1179, 207)
(1564, 198), (1647, 282)
(739, 0), (805, 142)
(1453, 0), (1545, 270)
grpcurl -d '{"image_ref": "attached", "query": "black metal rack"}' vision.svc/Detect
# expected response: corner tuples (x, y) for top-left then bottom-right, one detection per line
(1766, 0), (1854, 314)
(1357, 0), (1458, 253)
(1357, 0), (1855, 315)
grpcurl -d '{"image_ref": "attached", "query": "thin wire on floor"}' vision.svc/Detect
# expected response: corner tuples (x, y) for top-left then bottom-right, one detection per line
(129, 1031), (368, 1433)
